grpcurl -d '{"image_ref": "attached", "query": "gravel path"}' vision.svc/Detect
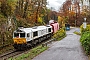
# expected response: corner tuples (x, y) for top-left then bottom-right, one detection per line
(32, 28), (88, 60)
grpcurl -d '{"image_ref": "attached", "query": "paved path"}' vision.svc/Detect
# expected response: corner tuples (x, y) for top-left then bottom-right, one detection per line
(32, 28), (88, 60)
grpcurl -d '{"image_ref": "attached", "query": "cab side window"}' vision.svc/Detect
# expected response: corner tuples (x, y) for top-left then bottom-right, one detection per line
(33, 31), (38, 37)
(27, 33), (30, 37)
(48, 28), (51, 32)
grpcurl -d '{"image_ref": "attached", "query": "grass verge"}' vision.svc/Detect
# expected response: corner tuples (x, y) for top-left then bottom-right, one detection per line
(74, 31), (81, 35)
(8, 45), (48, 60)
(56, 35), (66, 41)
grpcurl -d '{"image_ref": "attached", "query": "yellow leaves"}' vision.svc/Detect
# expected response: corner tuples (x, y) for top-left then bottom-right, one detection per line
(70, 11), (75, 15)
(58, 16), (61, 21)
(40, 14), (44, 17)
(38, 17), (43, 23)
(58, 16), (63, 23)
(58, 16), (65, 27)
(53, 28), (66, 40)
(68, 11), (75, 16)
(81, 11), (87, 16)
(80, 24), (90, 33)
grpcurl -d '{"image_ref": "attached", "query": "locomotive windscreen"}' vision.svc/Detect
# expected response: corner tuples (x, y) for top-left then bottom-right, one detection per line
(20, 33), (25, 37)
(14, 33), (25, 38)
(14, 33), (19, 37)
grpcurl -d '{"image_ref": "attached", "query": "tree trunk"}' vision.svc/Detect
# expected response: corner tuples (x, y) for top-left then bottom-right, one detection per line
(23, 0), (29, 18)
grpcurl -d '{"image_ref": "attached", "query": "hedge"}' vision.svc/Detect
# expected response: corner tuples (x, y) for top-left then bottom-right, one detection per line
(80, 24), (90, 55)
(80, 24), (90, 33)
(80, 31), (90, 54)
(53, 27), (66, 40)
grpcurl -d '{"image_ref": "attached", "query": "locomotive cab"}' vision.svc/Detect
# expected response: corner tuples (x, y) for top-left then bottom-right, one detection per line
(13, 30), (26, 44)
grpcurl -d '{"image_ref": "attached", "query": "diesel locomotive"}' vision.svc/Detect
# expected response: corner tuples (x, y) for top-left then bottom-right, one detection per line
(13, 20), (59, 50)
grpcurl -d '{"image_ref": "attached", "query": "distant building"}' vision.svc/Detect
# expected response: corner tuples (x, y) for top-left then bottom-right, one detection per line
(81, 0), (90, 10)
(68, 0), (90, 12)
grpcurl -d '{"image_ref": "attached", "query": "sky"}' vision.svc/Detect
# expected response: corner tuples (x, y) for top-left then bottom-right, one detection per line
(47, 0), (66, 11)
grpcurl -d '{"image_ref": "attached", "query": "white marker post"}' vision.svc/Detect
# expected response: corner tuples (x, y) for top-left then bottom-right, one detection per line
(83, 18), (87, 29)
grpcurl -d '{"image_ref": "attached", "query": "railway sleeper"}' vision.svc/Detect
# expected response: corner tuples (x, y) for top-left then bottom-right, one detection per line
(42, 38), (56, 47)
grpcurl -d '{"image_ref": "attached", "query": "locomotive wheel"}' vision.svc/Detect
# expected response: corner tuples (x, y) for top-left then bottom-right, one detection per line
(34, 40), (37, 45)
(38, 38), (41, 43)
(43, 36), (46, 40)
(13, 44), (18, 49)
(41, 37), (44, 41)
(31, 40), (36, 47)
(13, 44), (27, 50)
(47, 35), (49, 38)
(35, 39), (38, 44)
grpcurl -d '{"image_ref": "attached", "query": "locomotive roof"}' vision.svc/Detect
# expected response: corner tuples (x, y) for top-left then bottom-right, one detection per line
(14, 28), (32, 33)
(14, 25), (52, 33)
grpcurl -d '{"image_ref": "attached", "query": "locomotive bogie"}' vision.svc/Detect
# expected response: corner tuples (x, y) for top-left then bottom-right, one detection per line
(13, 43), (27, 50)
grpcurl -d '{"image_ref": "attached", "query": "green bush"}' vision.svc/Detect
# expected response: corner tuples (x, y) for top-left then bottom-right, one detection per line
(80, 31), (90, 54)
(0, 14), (4, 18)
(53, 28), (66, 40)
(80, 24), (90, 33)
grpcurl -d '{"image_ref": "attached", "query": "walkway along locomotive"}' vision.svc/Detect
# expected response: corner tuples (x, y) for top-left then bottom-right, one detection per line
(13, 21), (59, 50)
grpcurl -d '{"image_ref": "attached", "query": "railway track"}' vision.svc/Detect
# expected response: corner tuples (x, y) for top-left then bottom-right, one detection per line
(0, 44), (12, 50)
(0, 50), (25, 60)
(0, 38), (55, 60)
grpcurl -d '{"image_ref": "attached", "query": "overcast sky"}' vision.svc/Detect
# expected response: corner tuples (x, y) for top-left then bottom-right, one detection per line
(47, 0), (66, 11)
